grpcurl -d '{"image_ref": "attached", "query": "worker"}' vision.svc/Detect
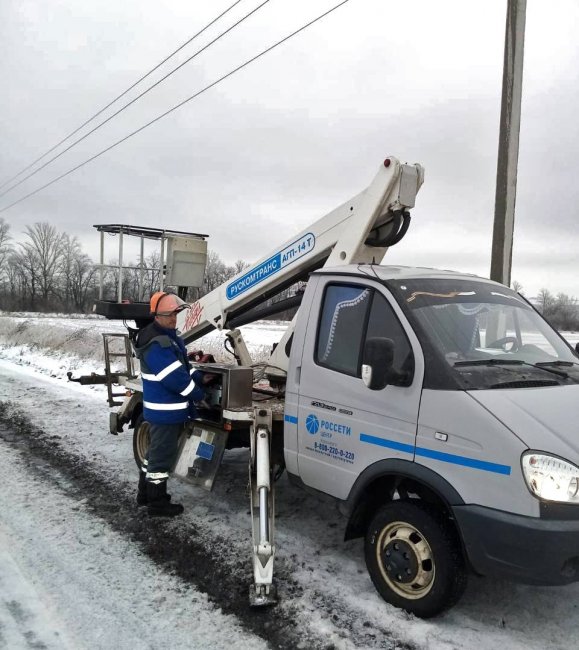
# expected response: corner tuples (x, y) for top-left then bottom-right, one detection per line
(134, 291), (208, 517)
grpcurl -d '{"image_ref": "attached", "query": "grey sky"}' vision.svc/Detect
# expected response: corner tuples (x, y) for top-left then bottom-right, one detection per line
(1, 0), (578, 296)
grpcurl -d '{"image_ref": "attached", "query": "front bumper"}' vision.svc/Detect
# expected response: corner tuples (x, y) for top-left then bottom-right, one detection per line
(453, 504), (579, 585)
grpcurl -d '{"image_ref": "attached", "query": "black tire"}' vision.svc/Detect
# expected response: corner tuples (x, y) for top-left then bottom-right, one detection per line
(132, 414), (150, 469)
(365, 500), (467, 618)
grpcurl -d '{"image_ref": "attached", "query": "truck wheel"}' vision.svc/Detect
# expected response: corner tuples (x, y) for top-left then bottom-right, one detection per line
(132, 414), (150, 469)
(365, 500), (466, 618)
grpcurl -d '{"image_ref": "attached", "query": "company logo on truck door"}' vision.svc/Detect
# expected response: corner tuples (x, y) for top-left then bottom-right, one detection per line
(306, 413), (351, 437)
(226, 233), (315, 300)
(306, 414), (319, 434)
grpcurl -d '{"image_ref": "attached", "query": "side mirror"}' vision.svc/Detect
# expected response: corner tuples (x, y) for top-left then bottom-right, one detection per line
(362, 337), (394, 390)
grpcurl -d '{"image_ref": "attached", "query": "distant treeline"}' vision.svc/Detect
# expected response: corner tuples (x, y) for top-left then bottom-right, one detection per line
(1, 219), (577, 329)
(0, 219), (301, 319)
(532, 289), (579, 331)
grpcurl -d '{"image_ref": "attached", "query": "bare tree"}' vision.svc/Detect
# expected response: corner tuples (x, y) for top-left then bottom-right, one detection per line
(554, 293), (578, 331)
(233, 259), (250, 275)
(125, 251), (164, 302)
(60, 234), (83, 310)
(70, 252), (97, 311)
(511, 280), (524, 294)
(0, 218), (12, 278)
(0, 219), (13, 303)
(145, 251), (161, 298)
(10, 246), (39, 309)
(537, 288), (555, 314)
(102, 259), (134, 302)
(202, 251), (238, 294)
(21, 222), (66, 308)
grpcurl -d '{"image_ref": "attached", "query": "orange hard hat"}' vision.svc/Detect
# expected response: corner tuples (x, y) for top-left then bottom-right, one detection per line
(150, 292), (190, 316)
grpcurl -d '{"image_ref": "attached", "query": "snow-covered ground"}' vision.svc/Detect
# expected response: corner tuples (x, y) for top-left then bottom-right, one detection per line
(0, 440), (267, 650)
(1, 313), (579, 650)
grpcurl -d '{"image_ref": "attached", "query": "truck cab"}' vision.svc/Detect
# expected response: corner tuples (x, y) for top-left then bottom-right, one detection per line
(284, 265), (579, 617)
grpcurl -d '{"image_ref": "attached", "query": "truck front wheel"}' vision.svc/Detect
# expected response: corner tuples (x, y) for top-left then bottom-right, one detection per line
(132, 414), (150, 469)
(365, 500), (466, 618)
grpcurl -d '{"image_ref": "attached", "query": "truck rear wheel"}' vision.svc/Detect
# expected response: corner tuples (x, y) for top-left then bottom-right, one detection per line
(365, 500), (466, 618)
(132, 414), (150, 469)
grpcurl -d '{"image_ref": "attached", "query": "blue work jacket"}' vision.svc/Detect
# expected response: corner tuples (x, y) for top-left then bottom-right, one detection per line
(134, 322), (205, 424)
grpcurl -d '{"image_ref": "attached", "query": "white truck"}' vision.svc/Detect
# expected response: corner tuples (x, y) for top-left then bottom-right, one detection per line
(84, 157), (579, 618)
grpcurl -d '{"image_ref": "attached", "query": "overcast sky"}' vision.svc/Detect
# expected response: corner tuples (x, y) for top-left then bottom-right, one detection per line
(2, 0), (578, 297)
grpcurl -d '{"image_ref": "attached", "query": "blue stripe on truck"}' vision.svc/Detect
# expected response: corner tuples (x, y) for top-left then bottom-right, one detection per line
(359, 433), (511, 475)
(284, 415), (298, 424)
(359, 434), (415, 455)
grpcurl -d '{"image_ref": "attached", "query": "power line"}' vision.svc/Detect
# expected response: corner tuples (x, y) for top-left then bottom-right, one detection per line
(0, 0), (245, 192)
(0, 0), (269, 200)
(0, 0), (352, 215)
(0, 0), (271, 201)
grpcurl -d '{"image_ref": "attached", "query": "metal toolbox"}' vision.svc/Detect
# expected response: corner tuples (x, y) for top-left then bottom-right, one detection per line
(194, 363), (253, 411)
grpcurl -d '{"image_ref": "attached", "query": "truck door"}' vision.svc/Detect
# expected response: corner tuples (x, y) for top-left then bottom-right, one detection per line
(296, 277), (424, 499)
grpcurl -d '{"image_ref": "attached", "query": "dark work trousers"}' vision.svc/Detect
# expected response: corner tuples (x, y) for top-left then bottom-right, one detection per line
(145, 422), (184, 482)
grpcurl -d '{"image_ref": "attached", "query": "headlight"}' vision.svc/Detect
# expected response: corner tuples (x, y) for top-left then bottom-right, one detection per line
(522, 452), (579, 503)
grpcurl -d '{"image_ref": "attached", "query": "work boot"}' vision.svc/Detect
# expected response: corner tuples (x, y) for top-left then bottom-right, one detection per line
(137, 470), (172, 506)
(146, 480), (184, 517)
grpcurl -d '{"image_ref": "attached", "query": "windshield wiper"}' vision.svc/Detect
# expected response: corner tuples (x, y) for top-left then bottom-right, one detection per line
(454, 359), (524, 367)
(535, 360), (579, 368)
(454, 358), (569, 379)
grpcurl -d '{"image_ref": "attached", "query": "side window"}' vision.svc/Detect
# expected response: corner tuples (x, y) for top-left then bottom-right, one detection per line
(316, 284), (371, 375)
(366, 292), (414, 379)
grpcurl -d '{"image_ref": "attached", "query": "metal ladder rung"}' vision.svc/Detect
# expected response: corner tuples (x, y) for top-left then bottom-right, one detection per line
(102, 332), (135, 407)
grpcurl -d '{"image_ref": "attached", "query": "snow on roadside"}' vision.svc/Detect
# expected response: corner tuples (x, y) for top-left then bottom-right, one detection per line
(0, 442), (267, 650)
(0, 314), (288, 383)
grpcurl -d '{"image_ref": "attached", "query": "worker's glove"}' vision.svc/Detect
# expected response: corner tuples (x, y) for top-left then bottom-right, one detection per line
(188, 350), (216, 363)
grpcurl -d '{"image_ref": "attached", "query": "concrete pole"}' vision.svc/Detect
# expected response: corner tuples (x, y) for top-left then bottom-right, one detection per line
(490, 0), (527, 287)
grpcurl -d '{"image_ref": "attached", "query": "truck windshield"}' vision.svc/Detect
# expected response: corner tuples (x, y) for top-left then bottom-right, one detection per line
(388, 278), (579, 390)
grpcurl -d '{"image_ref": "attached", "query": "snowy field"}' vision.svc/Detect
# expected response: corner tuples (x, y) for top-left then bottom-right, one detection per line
(0, 312), (579, 650)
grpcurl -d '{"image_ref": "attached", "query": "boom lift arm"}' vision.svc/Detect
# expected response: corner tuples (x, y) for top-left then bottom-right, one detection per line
(177, 157), (424, 372)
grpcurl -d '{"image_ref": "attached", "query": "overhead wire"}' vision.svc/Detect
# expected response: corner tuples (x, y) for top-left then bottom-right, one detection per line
(0, 0), (245, 192)
(0, 0), (272, 200)
(0, 0), (352, 214)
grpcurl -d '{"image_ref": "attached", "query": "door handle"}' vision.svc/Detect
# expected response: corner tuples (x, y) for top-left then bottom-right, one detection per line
(295, 366), (301, 384)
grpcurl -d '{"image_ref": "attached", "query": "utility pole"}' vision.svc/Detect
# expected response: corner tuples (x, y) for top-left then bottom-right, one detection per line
(490, 0), (527, 286)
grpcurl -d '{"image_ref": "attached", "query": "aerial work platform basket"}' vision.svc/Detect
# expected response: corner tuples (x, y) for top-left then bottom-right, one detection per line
(92, 224), (208, 323)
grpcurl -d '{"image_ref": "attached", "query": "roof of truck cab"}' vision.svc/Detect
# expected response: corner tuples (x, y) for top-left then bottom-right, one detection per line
(314, 264), (504, 285)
